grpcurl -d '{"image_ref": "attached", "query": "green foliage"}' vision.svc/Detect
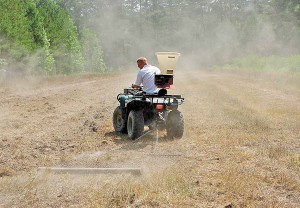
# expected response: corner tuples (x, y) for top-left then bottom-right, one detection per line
(0, 58), (8, 72)
(266, 55), (300, 72)
(230, 55), (300, 73)
(80, 29), (106, 73)
(39, 27), (55, 74)
(0, 0), (35, 50)
(231, 55), (267, 72)
(0, 0), (95, 75)
(36, 0), (84, 74)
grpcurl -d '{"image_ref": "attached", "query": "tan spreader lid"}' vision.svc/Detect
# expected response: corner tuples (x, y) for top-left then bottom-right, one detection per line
(155, 52), (180, 75)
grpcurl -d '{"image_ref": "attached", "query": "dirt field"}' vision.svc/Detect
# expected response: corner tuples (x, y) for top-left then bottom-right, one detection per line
(0, 70), (300, 207)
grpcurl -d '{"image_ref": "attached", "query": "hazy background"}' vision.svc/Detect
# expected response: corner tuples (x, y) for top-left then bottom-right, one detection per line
(71, 0), (300, 69)
(0, 0), (300, 76)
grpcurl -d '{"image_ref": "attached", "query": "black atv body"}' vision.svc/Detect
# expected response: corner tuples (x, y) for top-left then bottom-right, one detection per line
(113, 88), (184, 140)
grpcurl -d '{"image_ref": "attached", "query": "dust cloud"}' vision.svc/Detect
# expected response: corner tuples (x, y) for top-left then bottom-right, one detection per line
(84, 1), (300, 72)
(1, 1), (299, 78)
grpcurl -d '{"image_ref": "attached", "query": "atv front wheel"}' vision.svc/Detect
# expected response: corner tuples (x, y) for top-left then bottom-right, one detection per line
(127, 110), (144, 140)
(166, 110), (184, 139)
(113, 106), (127, 133)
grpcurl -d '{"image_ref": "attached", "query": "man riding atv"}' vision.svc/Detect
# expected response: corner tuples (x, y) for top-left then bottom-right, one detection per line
(131, 57), (161, 94)
(113, 52), (184, 140)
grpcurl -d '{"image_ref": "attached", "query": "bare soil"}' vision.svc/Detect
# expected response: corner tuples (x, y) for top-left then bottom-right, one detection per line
(0, 70), (300, 207)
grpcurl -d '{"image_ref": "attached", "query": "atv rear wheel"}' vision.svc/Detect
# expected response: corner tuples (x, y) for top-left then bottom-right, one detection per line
(127, 110), (144, 140)
(166, 110), (184, 139)
(113, 106), (127, 133)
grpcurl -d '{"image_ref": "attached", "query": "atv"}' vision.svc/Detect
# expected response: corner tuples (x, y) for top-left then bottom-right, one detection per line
(113, 86), (184, 140)
(113, 52), (184, 140)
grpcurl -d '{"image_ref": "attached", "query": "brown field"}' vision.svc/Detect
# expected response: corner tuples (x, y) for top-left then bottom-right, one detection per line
(0, 70), (300, 207)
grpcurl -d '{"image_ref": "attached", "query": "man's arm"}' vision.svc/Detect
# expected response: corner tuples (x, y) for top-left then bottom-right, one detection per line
(132, 71), (143, 88)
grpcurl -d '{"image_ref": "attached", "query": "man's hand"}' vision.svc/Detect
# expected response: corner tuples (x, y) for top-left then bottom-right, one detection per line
(131, 84), (139, 89)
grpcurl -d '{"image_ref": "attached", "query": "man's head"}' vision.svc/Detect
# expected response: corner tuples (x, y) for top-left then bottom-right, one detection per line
(136, 57), (148, 69)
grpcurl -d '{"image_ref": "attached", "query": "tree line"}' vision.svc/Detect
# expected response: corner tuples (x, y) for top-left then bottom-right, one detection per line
(0, 0), (299, 75)
(0, 0), (105, 75)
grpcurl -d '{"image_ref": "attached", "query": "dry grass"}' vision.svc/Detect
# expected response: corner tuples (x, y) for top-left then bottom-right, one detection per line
(0, 168), (198, 207)
(87, 168), (197, 207)
(1, 70), (300, 207)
